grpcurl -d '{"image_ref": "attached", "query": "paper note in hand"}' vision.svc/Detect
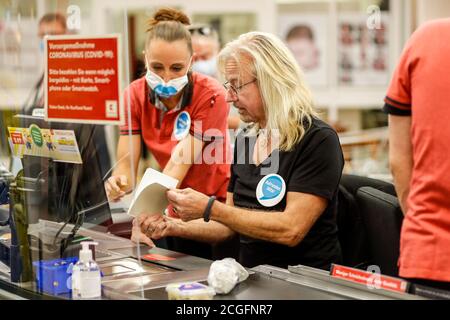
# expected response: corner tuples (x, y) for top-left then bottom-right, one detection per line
(127, 168), (178, 217)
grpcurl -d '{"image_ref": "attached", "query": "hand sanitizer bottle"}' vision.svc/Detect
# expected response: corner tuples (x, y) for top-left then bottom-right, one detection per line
(72, 241), (101, 299)
(71, 261), (80, 298)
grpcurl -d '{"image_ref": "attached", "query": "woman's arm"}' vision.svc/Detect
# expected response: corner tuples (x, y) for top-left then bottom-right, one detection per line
(162, 134), (205, 186)
(105, 135), (141, 200)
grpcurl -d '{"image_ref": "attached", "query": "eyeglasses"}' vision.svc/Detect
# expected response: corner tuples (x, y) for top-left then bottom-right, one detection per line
(188, 25), (215, 37)
(223, 79), (256, 97)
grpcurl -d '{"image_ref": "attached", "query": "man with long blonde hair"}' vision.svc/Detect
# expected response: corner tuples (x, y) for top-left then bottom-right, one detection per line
(139, 32), (344, 270)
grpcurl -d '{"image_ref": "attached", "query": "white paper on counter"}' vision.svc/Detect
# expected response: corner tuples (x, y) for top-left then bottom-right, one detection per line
(127, 168), (178, 217)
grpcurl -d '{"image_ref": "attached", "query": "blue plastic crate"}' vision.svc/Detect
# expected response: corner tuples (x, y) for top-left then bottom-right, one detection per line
(32, 257), (78, 295)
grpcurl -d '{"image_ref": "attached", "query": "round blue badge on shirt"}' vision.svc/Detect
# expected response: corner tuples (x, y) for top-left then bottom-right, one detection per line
(173, 111), (191, 141)
(256, 174), (286, 207)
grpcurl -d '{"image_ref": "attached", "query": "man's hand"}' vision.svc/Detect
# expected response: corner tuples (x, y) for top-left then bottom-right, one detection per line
(166, 188), (209, 222)
(139, 214), (179, 239)
(130, 215), (155, 247)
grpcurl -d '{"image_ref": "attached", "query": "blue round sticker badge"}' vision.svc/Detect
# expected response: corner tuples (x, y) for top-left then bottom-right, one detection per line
(256, 174), (286, 207)
(173, 111), (191, 141)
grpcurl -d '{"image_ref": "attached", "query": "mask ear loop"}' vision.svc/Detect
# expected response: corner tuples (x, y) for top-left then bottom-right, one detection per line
(143, 50), (149, 69)
(187, 56), (193, 74)
(144, 56), (167, 84)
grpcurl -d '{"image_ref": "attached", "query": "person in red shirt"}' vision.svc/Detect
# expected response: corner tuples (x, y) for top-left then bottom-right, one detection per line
(384, 19), (450, 292)
(104, 8), (231, 259)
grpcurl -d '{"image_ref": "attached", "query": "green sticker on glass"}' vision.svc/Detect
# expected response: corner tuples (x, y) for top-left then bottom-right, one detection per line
(30, 125), (43, 147)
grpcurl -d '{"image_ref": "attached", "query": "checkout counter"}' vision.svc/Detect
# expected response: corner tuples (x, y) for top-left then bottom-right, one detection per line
(0, 219), (425, 300)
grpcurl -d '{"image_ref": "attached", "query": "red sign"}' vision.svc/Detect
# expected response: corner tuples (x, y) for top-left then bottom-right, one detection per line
(10, 132), (24, 144)
(141, 254), (176, 262)
(330, 264), (409, 293)
(44, 35), (123, 125)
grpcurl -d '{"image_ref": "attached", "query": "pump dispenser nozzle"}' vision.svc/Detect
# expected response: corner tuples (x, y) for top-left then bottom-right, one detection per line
(79, 241), (98, 263)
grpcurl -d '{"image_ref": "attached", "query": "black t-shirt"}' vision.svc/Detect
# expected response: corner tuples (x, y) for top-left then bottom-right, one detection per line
(228, 118), (344, 269)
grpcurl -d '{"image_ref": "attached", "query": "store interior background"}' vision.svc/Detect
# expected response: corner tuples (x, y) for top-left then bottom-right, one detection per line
(1, 0), (450, 182)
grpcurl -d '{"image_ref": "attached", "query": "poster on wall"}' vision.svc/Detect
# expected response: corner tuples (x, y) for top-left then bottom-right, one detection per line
(337, 13), (389, 86)
(279, 14), (328, 87)
(44, 34), (123, 125)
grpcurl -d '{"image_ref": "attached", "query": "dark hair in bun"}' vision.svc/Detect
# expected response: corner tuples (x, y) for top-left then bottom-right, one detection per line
(145, 8), (192, 54)
(148, 7), (190, 28)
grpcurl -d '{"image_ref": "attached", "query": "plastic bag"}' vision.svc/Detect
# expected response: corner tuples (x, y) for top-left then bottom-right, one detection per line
(207, 258), (249, 294)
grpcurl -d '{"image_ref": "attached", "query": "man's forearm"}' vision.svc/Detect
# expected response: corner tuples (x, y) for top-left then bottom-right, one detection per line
(168, 189), (325, 247)
(171, 218), (234, 244)
(210, 202), (287, 243)
(209, 193), (325, 247)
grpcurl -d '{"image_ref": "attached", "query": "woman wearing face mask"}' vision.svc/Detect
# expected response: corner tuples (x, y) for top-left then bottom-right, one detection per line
(105, 8), (231, 259)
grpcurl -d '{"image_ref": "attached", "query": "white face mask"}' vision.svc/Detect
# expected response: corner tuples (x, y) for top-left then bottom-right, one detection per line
(144, 58), (191, 98)
(192, 57), (217, 77)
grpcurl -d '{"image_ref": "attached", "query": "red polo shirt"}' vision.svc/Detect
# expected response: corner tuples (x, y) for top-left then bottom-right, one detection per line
(383, 19), (450, 282)
(120, 72), (231, 209)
